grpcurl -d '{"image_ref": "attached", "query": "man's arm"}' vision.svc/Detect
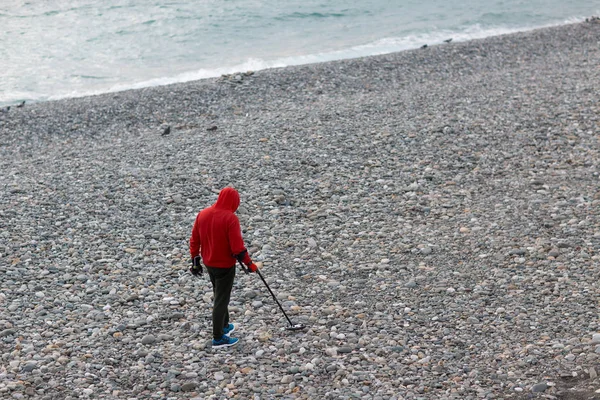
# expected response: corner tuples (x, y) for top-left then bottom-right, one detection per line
(189, 214), (201, 258)
(228, 216), (252, 266)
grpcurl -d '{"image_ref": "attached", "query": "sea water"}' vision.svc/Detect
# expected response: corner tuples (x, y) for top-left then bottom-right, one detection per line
(0, 0), (598, 106)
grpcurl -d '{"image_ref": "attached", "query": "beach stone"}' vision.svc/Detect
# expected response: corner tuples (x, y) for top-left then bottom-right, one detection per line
(531, 383), (548, 392)
(21, 362), (37, 372)
(509, 249), (527, 256)
(0, 329), (16, 337)
(548, 249), (560, 257)
(405, 280), (417, 288)
(325, 347), (337, 356)
(141, 335), (156, 345)
(181, 382), (197, 392)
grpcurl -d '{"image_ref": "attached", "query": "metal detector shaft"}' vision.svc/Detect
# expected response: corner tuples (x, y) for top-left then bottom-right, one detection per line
(238, 261), (295, 327)
(256, 269), (295, 327)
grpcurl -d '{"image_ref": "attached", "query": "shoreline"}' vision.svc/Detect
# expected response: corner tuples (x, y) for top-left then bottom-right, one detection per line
(1, 20), (600, 399)
(0, 17), (596, 108)
(3, 20), (599, 138)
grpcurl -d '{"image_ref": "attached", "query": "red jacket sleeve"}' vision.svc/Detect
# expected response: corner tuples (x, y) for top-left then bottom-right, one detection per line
(189, 214), (201, 258)
(228, 215), (251, 265)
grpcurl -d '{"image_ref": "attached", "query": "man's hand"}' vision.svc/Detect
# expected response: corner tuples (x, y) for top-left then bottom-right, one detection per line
(247, 262), (258, 273)
(190, 256), (203, 276)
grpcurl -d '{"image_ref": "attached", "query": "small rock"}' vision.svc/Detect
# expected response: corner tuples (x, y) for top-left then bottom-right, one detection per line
(181, 382), (197, 392)
(531, 382), (548, 393)
(21, 362), (37, 372)
(325, 347), (337, 357)
(0, 328), (16, 337)
(172, 194), (183, 204)
(508, 249), (527, 256)
(141, 335), (156, 345)
(548, 249), (560, 257)
(405, 280), (417, 288)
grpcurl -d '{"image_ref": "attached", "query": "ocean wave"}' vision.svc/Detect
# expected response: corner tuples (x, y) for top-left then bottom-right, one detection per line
(277, 11), (347, 20)
(100, 18), (587, 91)
(1, 17), (589, 106)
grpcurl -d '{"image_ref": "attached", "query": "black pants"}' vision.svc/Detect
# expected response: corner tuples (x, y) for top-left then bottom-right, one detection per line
(206, 266), (236, 339)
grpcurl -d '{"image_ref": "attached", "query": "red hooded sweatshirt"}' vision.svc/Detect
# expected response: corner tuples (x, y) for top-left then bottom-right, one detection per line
(189, 187), (251, 268)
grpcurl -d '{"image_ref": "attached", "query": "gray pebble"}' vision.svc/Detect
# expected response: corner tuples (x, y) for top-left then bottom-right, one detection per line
(405, 280), (417, 288)
(181, 382), (197, 392)
(0, 329), (16, 337)
(531, 383), (548, 392)
(141, 335), (156, 345)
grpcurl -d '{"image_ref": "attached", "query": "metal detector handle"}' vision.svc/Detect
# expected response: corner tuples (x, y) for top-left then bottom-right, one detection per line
(237, 260), (250, 274)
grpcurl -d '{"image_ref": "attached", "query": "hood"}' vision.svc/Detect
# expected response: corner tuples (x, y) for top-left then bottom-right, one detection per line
(214, 187), (240, 212)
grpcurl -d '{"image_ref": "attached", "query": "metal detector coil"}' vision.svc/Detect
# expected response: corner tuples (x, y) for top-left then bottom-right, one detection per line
(286, 323), (306, 331)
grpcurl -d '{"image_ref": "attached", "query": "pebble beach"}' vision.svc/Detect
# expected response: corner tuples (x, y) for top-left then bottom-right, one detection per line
(1, 20), (600, 400)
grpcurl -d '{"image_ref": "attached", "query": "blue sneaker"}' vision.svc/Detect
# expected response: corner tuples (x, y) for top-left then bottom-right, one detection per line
(223, 323), (236, 336)
(212, 335), (239, 349)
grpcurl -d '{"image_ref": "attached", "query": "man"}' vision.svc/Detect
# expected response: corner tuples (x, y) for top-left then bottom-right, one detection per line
(189, 187), (258, 348)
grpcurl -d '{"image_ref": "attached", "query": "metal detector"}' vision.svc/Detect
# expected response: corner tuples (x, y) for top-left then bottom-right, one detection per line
(238, 261), (306, 331)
